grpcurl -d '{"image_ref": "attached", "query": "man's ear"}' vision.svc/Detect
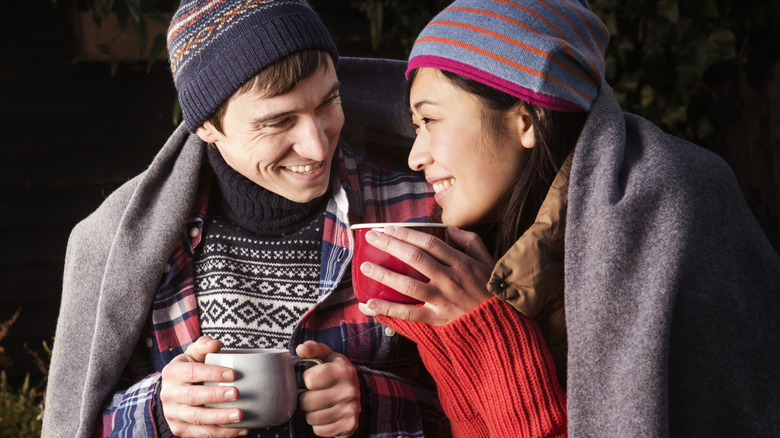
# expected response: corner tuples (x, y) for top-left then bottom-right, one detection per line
(195, 121), (220, 144)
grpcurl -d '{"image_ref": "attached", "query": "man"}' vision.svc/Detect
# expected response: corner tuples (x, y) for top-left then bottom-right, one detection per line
(41, 1), (447, 437)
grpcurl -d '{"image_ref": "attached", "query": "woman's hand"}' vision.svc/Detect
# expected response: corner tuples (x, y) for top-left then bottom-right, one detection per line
(357, 225), (494, 325)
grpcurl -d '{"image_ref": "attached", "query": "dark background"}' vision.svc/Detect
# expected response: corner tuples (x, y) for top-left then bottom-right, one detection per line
(1, 0), (778, 388)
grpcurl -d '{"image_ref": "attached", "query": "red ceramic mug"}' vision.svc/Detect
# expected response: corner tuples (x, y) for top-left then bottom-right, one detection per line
(351, 223), (447, 304)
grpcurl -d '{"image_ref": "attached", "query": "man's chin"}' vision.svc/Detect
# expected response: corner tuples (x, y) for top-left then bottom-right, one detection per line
(281, 183), (330, 204)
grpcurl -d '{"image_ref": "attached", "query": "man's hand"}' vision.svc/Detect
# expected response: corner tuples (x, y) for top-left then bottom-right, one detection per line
(296, 341), (361, 437)
(160, 336), (249, 437)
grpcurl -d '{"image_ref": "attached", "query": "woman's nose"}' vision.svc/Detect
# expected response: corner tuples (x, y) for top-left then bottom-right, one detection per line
(408, 135), (433, 171)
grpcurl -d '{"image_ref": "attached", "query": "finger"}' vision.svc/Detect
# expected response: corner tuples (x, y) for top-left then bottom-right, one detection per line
(445, 226), (493, 264)
(301, 358), (356, 393)
(310, 418), (359, 438)
(163, 361), (236, 385)
(367, 227), (467, 279)
(167, 405), (244, 430)
(364, 298), (433, 323)
(357, 302), (378, 316)
(305, 403), (360, 436)
(170, 422), (249, 438)
(165, 383), (240, 407)
(370, 227), (452, 265)
(359, 261), (429, 302)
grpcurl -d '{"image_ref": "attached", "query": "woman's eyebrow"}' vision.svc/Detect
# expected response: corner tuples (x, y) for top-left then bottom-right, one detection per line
(412, 99), (437, 112)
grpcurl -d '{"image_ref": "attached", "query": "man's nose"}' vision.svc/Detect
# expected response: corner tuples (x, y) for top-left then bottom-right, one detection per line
(293, 116), (329, 161)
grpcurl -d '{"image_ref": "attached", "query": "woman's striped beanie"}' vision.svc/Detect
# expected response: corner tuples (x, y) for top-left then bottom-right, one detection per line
(167, 0), (339, 132)
(407, 0), (610, 112)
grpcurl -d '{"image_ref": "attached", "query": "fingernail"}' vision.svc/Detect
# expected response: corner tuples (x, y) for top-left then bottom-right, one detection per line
(238, 430), (249, 436)
(229, 410), (240, 422)
(365, 230), (379, 243)
(383, 226), (397, 236)
(223, 370), (234, 380)
(368, 300), (378, 310)
(360, 262), (373, 275)
(225, 388), (237, 400)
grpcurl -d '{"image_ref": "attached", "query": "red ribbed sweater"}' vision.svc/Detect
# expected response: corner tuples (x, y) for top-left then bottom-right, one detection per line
(380, 297), (567, 437)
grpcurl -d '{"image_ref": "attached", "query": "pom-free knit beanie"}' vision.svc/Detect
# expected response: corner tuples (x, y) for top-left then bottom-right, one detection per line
(407, 0), (609, 112)
(167, 0), (339, 132)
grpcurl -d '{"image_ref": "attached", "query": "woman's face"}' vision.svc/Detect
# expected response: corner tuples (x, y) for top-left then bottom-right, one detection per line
(408, 68), (535, 228)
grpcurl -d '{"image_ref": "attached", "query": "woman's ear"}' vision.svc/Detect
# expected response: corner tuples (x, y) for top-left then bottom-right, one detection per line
(513, 104), (536, 150)
(195, 121), (220, 144)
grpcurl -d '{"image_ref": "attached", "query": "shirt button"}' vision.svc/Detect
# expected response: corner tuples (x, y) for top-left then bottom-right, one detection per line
(145, 337), (154, 348)
(385, 327), (396, 337)
(190, 227), (199, 237)
(164, 263), (171, 273)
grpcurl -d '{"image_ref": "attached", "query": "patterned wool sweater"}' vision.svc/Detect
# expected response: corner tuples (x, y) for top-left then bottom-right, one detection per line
(193, 147), (328, 437)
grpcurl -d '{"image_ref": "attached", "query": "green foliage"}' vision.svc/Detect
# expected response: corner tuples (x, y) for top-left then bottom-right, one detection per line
(353, 0), (449, 58)
(80, 0), (177, 73)
(0, 371), (45, 438)
(0, 311), (51, 438)
(353, 0), (778, 143)
(590, 0), (780, 141)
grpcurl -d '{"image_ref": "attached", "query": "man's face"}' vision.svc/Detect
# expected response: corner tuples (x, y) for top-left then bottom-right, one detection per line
(196, 57), (344, 203)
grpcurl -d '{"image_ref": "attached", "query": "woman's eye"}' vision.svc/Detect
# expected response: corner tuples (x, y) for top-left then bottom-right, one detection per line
(413, 117), (433, 127)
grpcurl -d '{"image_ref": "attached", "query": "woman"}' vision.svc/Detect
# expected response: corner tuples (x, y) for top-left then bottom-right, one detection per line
(359, 0), (780, 437)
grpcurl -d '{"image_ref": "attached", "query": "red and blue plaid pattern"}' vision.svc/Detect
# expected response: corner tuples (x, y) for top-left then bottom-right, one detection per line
(97, 143), (448, 437)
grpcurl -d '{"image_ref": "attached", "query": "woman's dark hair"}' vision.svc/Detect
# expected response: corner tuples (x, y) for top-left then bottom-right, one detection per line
(407, 68), (588, 258)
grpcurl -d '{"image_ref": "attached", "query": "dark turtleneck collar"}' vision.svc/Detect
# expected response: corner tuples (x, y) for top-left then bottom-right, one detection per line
(206, 146), (328, 237)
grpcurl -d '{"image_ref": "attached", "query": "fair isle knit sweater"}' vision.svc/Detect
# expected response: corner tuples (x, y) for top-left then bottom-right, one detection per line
(197, 146), (327, 352)
(192, 148), (328, 438)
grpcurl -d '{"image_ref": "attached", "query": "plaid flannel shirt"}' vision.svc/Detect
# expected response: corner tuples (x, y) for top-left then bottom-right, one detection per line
(97, 143), (449, 437)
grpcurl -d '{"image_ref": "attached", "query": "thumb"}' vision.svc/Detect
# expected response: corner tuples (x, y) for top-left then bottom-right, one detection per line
(446, 226), (493, 264)
(295, 340), (334, 361)
(183, 335), (222, 363)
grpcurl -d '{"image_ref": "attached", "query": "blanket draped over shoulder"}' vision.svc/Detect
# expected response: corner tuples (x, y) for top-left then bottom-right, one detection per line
(566, 81), (780, 436)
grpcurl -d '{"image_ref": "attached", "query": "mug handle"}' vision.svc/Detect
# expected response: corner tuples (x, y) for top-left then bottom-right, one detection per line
(293, 357), (324, 366)
(294, 357), (324, 394)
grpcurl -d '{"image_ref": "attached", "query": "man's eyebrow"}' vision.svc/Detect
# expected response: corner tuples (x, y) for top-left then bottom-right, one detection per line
(250, 81), (341, 127)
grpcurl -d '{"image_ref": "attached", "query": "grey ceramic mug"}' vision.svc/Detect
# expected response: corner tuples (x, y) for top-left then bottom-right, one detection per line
(204, 348), (322, 429)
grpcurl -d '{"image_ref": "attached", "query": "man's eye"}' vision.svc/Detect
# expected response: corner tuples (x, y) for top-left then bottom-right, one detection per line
(319, 94), (341, 110)
(265, 118), (291, 129)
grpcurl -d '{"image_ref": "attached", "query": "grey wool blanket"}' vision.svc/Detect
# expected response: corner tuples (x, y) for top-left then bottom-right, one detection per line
(565, 80), (780, 436)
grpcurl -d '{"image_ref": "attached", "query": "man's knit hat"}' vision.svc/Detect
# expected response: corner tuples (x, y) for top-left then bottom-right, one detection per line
(167, 0), (339, 132)
(407, 0), (609, 112)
